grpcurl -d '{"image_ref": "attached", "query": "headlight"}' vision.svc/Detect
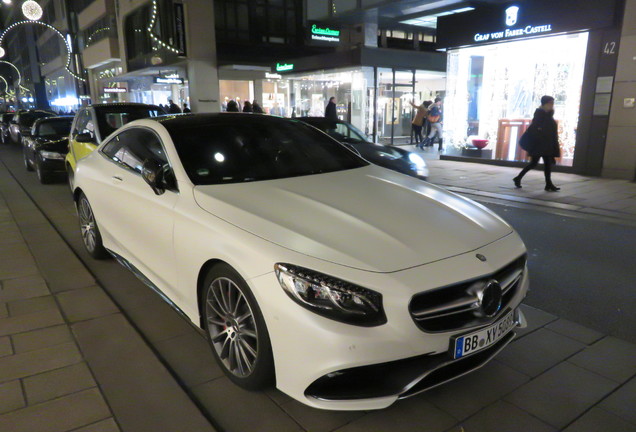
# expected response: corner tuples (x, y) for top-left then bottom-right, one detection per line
(275, 263), (386, 326)
(408, 153), (426, 168)
(40, 151), (65, 160)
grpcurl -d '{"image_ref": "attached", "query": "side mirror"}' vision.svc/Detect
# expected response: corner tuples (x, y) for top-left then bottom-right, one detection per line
(142, 159), (166, 195)
(75, 132), (94, 143)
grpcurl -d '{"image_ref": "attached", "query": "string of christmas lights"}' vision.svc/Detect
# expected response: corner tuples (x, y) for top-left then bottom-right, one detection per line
(0, 20), (86, 82)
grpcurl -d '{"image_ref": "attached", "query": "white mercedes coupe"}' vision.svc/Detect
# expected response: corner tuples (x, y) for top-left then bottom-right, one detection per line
(73, 113), (529, 410)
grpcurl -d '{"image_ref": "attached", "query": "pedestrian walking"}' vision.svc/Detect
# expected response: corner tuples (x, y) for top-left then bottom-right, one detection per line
(252, 100), (264, 113)
(422, 97), (443, 151)
(513, 95), (561, 192)
(167, 99), (182, 114)
(226, 100), (240, 112)
(243, 101), (253, 113)
(183, 103), (191, 113)
(325, 97), (338, 121)
(409, 100), (432, 149)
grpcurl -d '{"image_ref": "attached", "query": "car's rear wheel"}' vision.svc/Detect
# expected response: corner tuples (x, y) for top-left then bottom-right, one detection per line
(77, 193), (109, 259)
(202, 264), (274, 390)
(23, 148), (33, 171)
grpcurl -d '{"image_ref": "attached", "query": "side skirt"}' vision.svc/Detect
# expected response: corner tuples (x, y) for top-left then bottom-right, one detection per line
(107, 249), (205, 336)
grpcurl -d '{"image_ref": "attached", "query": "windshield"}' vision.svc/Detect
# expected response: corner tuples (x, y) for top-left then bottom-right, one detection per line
(302, 119), (369, 144)
(96, 105), (162, 138)
(20, 112), (53, 127)
(36, 118), (73, 137)
(3, 113), (14, 123)
(165, 116), (368, 185)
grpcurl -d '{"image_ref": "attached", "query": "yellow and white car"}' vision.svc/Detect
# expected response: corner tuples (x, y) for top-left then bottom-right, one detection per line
(66, 103), (163, 189)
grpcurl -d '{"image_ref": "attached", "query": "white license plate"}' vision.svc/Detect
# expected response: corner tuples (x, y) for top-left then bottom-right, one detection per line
(453, 310), (516, 359)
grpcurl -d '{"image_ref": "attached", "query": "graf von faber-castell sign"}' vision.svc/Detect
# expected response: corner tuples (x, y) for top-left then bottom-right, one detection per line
(437, 0), (616, 49)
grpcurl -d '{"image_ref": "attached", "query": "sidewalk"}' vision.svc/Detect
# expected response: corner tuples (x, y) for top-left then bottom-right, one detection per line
(0, 166), (215, 431)
(416, 150), (636, 222)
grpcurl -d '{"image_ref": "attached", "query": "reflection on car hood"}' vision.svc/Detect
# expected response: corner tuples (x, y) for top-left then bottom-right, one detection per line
(193, 165), (513, 273)
(35, 136), (69, 153)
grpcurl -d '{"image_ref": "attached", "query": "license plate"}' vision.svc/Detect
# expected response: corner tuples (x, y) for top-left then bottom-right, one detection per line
(453, 310), (516, 359)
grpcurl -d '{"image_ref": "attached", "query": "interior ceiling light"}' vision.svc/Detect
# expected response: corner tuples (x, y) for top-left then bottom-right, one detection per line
(400, 6), (475, 29)
(21, 0), (43, 20)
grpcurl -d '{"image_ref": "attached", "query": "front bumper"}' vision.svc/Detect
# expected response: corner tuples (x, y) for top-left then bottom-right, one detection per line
(249, 233), (529, 410)
(38, 156), (66, 173)
(305, 309), (522, 405)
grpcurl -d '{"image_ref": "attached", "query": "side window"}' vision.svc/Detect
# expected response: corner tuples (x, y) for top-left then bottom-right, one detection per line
(73, 110), (89, 136)
(102, 128), (169, 174)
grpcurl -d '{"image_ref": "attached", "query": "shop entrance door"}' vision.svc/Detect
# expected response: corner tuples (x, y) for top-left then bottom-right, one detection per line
(375, 69), (415, 146)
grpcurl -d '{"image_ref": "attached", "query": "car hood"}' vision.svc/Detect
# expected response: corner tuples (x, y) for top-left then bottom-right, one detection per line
(193, 166), (513, 273)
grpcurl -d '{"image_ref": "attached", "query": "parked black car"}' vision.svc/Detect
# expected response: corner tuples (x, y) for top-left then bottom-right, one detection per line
(22, 116), (73, 184)
(9, 110), (55, 144)
(0, 112), (15, 144)
(298, 117), (429, 180)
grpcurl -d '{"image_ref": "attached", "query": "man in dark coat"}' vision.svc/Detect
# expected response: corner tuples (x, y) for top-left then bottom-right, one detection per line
(168, 99), (182, 114)
(325, 97), (338, 121)
(513, 96), (561, 192)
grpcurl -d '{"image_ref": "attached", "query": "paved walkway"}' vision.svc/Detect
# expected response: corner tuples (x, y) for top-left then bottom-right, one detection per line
(415, 148), (636, 222)
(0, 165), (216, 432)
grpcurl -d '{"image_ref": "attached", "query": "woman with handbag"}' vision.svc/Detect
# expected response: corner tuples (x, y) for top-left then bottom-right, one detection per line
(513, 96), (562, 192)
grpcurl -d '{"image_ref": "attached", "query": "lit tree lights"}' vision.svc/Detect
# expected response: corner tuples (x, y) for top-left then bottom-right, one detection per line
(147, 0), (181, 54)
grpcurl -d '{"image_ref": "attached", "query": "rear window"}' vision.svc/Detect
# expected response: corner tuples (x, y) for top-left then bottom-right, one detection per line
(20, 112), (53, 127)
(95, 106), (162, 138)
(36, 118), (73, 137)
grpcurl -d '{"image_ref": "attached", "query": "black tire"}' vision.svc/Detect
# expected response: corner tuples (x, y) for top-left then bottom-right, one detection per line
(35, 157), (53, 184)
(201, 263), (275, 390)
(23, 148), (34, 171)
(77, 192), (109, 259)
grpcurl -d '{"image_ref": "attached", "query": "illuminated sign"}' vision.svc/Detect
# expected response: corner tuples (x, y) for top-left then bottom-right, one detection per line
(104, 87), (127, 93)
(436, 0), (615, 49)
(311, 24), (340, 42)
(275, 62), (294, 72)
(265, 72), (282, 79)
(154, 77), (184, 84)
(474, 24), (552, 42)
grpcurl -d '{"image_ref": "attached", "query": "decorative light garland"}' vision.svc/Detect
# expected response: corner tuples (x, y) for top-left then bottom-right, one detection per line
(85, 27), (110, 47)
(0, 60), (23, 89)
(21, 0), (42, 21)
(0, 20), (86, 81)
(146, 0), (180, 54)
(0, 75), (8, 93)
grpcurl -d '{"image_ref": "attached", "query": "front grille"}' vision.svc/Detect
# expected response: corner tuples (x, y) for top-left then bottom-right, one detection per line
(409, 255), (526, 333)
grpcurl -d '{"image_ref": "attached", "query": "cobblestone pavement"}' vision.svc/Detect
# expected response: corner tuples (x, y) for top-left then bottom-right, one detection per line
(1, 145), (635, 432)
(0, 163), (216, 432)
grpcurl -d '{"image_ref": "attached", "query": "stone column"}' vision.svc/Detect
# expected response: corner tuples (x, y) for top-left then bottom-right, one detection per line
(602, 0), (636, 179)
(184, 0), (220, 113)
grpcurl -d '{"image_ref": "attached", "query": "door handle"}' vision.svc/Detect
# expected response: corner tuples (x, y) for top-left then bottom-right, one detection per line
(111, 175), (123, 183)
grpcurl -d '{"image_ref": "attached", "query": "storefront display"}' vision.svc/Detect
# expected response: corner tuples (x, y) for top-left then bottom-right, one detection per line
(437, 0), (621, 174)
(444, 33), (588, 166)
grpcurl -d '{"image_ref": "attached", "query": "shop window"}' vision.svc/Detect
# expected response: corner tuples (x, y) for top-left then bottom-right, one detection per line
(444, 33), (589, 166)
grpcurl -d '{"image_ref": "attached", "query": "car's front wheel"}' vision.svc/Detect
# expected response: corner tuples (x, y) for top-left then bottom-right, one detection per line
(202, 264), (275, 390)
(77, 192), (109, 259)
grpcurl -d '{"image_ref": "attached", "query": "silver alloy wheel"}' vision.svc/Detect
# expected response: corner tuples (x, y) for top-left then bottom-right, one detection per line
(205, 277), (259, 377)
(78, 197), (97, 253)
